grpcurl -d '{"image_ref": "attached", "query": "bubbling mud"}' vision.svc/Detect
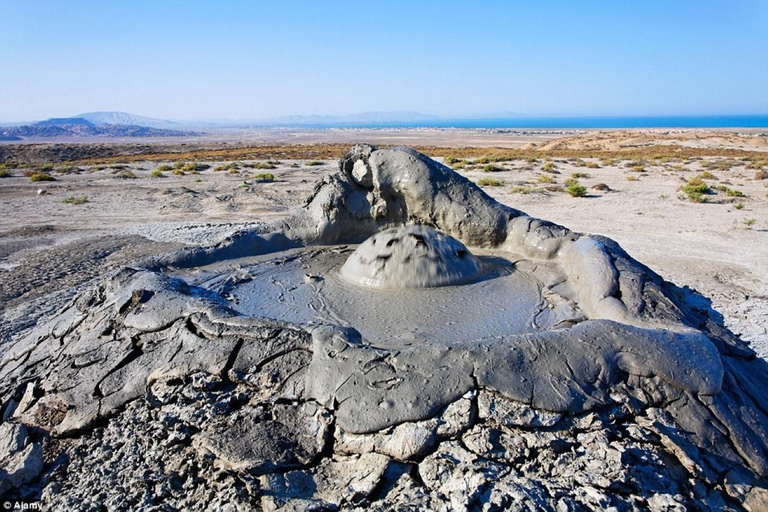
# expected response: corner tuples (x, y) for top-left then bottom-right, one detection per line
(189, 242), (582, 346)
(339, 225), (482, 289)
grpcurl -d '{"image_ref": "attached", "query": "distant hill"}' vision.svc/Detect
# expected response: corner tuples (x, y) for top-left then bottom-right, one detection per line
(75, 111), (176, 128)
(36, 117), (95, 127)
(1, 116), (200, 139)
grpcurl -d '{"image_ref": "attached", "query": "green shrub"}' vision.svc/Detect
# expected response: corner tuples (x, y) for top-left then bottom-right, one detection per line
(451, 161), (467, 170)
(30, 172), (55, 182)
(482, 164), (505, 173)
(116, 170), (137, 179)
(0, 169), (10, 178)
(565, 179), (587, 197)
(444, 156), (461, 165)
(63, 195), (87, 205)
(172, 169), (185, 176)
(150, 169), (164, 178)
(510, 186), (536, 194)
(734, 202), (745, 210)
(682, 178), (710, 202)
(305, 161), (324, 166)
(571, 172), (590, 179)
(542, 161), (556, 172)
(181, 162), (210, 173)
(157, 164), (173, 172)
(697, 171), (717, 180)
(254, 173), (275, 181)
(743, 218), (756, 227)
(538, 174), (556, 184)
(586, 161), (600, 169)
(477, 178), (503, 187)
(37, 163), (55, 172)
(252, 162), (277, 170)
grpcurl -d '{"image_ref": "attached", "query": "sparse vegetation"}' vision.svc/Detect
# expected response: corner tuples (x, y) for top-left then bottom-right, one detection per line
(482, 164), (505, 173)
(477, 178), (504, 187)
(0, 168), (11, 178)
(538, 174), (556, 184)
(682, 178), (711, 202)
(30, 172), (56, 182)
(444, 156), (461, 164)
(251, 162), (277, 170)
(743, 218), (756, 228)
(116, 170), (137, 179)
(702, 158), (739, 171)
(172, 168), (186, 176)
(253, 173), (275, 181)
(585, 161), (600, 169)
(571, 172), (590, 179)
(510, 186), (537, 194)
(716, 185), (746, 197)
(564, 178), (587, 197)
(630, 165), (645, 173)
(156, 164), (173, 172)
(150, 169), (164, 178)
(755, 170), (768, 180)
(181, 162), (210, 173)
(626, 176), (640, 182)
(63, 195), (88, 205)
(542, 161), (556, 173)
(305, 161), (324, 166)
(38, 163), (55, 172)
(734, 202), (745, 210)
(57, 164), (77, 174)
(697, 171), (718, 180)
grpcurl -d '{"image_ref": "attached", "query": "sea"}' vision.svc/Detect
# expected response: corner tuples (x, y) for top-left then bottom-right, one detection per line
(298, 115), (768, 130)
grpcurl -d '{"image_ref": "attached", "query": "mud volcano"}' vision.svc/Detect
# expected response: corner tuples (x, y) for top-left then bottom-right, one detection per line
(1, 145), (767, 510)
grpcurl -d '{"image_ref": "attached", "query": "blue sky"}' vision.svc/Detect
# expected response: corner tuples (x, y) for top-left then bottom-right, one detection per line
(1, 0), (767, 121)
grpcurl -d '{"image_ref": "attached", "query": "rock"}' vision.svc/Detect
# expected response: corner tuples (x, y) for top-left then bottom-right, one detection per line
(196, 403), (331, 475)
(418, 441), (510, 510)
(0, 422), (44, 495)
(260, 453), (390, 509)
(478, 390), (563, 428)
(335, 393), (475, 461)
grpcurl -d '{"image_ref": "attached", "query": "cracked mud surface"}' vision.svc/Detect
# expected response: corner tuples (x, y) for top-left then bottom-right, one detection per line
(1, 145), (767, 510)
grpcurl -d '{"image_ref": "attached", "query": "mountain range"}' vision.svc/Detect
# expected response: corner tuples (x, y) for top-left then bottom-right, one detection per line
(0, 112), (198, 140)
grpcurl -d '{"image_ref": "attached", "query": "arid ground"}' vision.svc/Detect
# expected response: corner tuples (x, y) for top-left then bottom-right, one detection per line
(1, 129), (767, 357)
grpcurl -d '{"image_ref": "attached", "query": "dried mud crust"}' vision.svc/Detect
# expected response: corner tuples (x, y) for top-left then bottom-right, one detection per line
(1, 145), (767, 509)
(0, 235), (181, 351)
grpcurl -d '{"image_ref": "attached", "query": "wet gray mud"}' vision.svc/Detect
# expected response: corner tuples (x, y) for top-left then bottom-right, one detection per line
(1, 145), (767, 510)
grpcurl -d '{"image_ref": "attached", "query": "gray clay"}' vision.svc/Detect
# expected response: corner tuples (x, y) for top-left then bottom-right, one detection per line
(1, 144), (766, 509)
